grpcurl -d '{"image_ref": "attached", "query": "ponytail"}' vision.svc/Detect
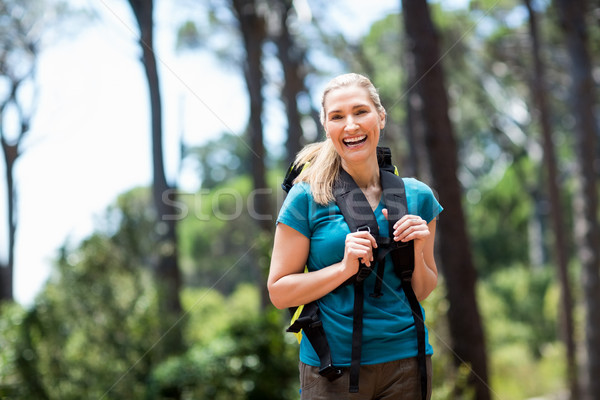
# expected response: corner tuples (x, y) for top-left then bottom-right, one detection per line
(293, 140), (340, 205)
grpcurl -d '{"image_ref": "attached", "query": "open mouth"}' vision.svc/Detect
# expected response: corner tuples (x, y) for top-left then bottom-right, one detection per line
(343, 135), (367, 147)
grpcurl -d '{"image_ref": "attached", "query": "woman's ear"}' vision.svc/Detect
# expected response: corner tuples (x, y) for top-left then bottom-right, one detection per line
(380, 112), (386, 130)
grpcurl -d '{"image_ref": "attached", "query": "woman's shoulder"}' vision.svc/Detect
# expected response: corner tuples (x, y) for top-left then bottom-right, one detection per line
(402, 177), (435, 195)
(401, 177), (443, 221)
(280, 181), (316, 214)
(286, 180), (311, 199)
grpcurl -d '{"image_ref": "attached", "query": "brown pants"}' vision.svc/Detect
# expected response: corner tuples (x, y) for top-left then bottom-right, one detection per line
(299, 356), (432, 400)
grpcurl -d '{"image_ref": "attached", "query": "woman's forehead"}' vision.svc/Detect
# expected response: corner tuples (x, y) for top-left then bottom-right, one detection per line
(324, 85), (372, 109)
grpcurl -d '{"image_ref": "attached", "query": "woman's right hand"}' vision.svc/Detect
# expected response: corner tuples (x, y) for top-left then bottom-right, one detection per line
(340, 231), (378, 278)
(268, 224), (377, 309)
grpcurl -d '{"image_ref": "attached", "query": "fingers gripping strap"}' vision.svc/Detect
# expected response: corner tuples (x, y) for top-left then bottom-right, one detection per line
(335, 169), (380, 287)
(371, 171), (409, 298)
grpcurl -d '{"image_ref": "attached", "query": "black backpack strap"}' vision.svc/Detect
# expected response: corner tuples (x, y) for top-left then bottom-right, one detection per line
(368, 171), (410, 297)
(400, 272), (427, 400)
(377, 146), (396, 174)
(334, 168), (380, 284)
(286, 302), (343, 381)
(380, 171), (427, 399)
(333, 168), (381, 392)
(282, 162), (303, 193)
(349, 279), (365, 393)
(334, 168), (380, 236)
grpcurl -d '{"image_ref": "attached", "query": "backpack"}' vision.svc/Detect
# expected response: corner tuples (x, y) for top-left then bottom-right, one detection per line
(281, 147), (427, 398)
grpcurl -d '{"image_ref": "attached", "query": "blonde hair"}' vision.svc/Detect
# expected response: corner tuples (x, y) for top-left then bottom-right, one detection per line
(293, 73), (385, 205)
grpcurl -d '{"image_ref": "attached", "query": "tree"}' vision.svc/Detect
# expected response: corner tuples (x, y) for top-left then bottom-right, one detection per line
(553, 0), (600, 398)
(0, 0), (42, 302)
(230, 0), (273, 236)
(269, 0), (307, 165)
(401, 0), (490, 398)
(523, 0), (577, 397)
(229, 0), (275, 310)
(126, 0), (184, 357)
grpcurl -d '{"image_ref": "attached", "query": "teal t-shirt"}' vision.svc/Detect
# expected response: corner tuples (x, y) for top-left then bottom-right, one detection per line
(277, 177), (443, 367)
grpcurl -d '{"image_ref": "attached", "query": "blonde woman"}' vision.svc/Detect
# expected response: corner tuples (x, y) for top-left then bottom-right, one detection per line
(268, 73), (442, 399)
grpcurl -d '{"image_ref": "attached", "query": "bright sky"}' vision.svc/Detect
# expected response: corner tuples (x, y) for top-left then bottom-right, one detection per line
(5, 0), (413, 306)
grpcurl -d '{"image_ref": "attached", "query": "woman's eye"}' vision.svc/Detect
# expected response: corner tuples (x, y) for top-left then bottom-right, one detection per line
(356, 109), (367, 115)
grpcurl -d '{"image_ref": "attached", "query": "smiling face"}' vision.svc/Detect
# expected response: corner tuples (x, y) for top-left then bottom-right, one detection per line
(323, 84), (386, 168)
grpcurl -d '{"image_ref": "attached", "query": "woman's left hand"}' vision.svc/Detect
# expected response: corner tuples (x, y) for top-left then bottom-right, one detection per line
(382, 210), (430, 253)
(382, 209), (438, 301)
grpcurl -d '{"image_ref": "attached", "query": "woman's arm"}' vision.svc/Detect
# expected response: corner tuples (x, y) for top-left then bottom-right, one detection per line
(267, 223), (377, 309)
(410, 219), (438, 301)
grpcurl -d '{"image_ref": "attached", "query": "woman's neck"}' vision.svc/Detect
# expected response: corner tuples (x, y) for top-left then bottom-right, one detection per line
(341, 158), (380, 190)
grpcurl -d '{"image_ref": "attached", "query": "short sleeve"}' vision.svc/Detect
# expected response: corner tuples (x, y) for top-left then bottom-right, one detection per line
(276, 182), (312, 238)
(403, 178), (443, 223)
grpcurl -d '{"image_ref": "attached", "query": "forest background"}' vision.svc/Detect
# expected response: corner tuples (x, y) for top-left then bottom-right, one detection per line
(1, 0), (599, 399)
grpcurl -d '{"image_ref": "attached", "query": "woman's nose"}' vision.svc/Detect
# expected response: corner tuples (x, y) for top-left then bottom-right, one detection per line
(344, 116), (358, 131)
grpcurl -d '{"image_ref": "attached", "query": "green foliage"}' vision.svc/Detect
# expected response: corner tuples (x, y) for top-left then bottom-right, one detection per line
(481, 265), (558, 356)
(421, 282), (477, 399)
(181, 284), (260, 346)
(479, 264), (565, 398)
(422, 264), (565, 399)
(177, 174), (260, 293)
(14, 237), (160, 399)
(0, 189), (161, 399)
(0, 303), (27, 398)
(0, 185), (291, 400)
(151, 287), (298, 400)
(467, 158), (534, 275)
(184, 132), (252, 190)
(177, 167), (281, 295)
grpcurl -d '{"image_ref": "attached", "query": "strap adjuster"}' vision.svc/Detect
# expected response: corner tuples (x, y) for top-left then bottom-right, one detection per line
(400, 270), (413, 282)
(319, 364), (343, 381)
(355, 265), (372, 282)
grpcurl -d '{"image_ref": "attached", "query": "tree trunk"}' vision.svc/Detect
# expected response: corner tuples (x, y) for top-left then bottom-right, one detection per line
(524, 1), (578, 398)
(401, 1), (490, 399)
(0, 72), (35, 304)
(231, 0), (272, 309)
(0, 138), (16, 302)
(404, 47), (430, 181)
(0, 0), (39, 303)
(271, 0), (306, 166)
(232, 0), (271, 233)
(127, 0), (184, 359)
(554, 1), (600, 399)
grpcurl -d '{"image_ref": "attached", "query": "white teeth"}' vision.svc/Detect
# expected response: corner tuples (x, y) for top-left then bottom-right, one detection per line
(343, 135), (366, 144)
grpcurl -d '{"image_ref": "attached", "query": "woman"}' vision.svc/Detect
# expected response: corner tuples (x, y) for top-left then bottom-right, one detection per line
(268, 73), (442, 399)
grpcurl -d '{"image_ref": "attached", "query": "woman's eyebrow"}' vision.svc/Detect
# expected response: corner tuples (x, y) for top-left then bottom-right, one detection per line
(327, 104), (370, 116)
